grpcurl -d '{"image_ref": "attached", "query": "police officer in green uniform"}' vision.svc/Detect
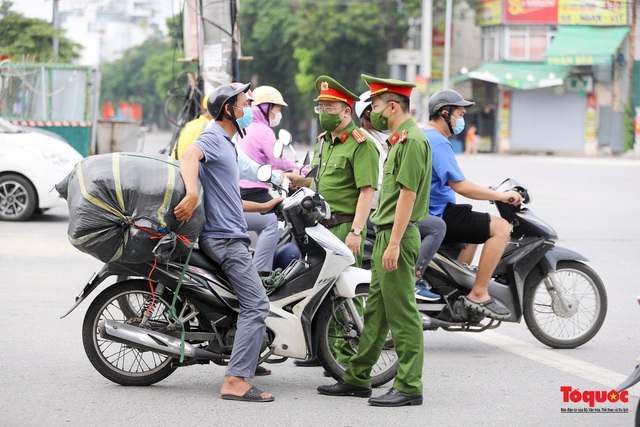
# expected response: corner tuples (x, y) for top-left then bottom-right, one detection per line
(317, 74), (432, 407)
(287, 76), (379, 264)
(285, 75), (380, 366)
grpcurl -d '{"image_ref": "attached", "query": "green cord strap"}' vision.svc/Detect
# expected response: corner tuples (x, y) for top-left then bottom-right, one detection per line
(168, 244), (194, 363)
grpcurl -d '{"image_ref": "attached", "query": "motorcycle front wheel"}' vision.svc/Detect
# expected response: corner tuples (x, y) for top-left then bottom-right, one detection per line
(523, 261), (607, 349)
(82, 280), (183, 386)
(314, 283), (399, 387)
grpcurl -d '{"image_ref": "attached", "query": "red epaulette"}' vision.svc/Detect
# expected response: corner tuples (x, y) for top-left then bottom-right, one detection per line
(339, 131), (349, 143)
(351, 129), (367, 143)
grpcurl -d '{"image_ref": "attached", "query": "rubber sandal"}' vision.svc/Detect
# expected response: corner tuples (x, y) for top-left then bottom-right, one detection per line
(463, 296), (510, 320)
(221, 386), (275, 402)
(255, 365), (271, 376)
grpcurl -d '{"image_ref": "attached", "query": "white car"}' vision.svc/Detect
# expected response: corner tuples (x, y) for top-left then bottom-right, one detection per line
(0, 118), (83, 221)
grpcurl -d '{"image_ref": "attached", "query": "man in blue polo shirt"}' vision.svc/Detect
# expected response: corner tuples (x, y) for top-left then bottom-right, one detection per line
(175, 83), (281, 403)
(425, 89), (523, 320)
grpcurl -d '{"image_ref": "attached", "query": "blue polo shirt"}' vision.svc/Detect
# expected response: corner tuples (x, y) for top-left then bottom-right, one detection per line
(424, 129), (465, 217)
(194, 123), (248, 239)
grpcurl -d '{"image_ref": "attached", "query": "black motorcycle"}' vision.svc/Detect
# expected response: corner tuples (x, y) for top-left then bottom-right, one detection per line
(363, 178), (607, 349)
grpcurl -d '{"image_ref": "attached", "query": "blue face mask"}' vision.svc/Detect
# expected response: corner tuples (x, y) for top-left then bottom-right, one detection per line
(452, 116), (465, 135)
(236, 107), (254, 130)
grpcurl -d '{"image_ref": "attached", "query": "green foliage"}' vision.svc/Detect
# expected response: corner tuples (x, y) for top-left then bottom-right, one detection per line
(99, 13), (196, 127)
(239, 0), (422, 142)
(100, 37), (196, 126)
(0, 0), (82, 62)
(624, 102), (635, 152)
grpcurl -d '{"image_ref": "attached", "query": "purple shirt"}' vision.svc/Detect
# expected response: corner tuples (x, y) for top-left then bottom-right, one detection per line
(237, 105), (301, 189)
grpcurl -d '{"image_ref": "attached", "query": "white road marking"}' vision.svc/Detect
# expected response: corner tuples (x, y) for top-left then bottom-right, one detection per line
(465, 331), (640, 397)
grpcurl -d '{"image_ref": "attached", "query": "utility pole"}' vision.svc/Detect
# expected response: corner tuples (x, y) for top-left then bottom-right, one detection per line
(443, 0), (452, 89)
(420, 0), (432, 124)
(52, 0), (60, 58)
(200, 0), (237, 91)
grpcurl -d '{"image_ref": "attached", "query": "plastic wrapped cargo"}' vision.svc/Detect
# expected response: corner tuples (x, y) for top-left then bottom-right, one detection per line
(55, 152), (205, 264)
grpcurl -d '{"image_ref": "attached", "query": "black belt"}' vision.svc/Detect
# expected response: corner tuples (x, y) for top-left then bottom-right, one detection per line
(320, 213), (355, 229)
(373, 222), (417, 233)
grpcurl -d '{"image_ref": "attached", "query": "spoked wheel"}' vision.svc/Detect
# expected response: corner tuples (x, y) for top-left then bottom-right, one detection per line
(314, 283), (398, 387)
(82, 280), (183, 386)
(524, 261), (607, 349)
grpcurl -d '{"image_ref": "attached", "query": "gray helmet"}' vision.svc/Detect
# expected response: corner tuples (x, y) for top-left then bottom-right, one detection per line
(428, 89), (474, 116)
(207, 82), (251, 120)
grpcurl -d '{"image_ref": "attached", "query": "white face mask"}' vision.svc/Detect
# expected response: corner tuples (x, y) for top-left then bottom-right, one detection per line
(269, 111), (282, 128)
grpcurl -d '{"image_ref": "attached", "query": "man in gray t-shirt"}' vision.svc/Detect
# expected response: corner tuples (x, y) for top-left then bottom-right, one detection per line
(175, 83), (280, 403)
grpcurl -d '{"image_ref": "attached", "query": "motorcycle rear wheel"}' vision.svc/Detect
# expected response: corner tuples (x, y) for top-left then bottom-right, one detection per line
(82, 280), (182, 386)
(523, 261), (607, 349)
(314, 283), (399, 387)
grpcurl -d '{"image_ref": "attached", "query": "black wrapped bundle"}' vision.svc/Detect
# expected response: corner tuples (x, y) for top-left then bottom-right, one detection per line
(55, 153), (205, 264)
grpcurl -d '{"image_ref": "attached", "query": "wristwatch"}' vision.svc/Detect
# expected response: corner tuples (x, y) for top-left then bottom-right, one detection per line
(350, 227), (362, 236)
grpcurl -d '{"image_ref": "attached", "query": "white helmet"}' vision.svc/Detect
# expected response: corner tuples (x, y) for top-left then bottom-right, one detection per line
(354, 90), (371, 119)
(252, 86), (288, 107)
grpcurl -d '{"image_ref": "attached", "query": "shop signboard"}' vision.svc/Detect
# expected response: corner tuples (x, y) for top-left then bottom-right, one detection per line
(558, 0), (628, 25)
(477, 0), (629, 26)
(505, 0), (558, 23)
(476, 0), (503, 27)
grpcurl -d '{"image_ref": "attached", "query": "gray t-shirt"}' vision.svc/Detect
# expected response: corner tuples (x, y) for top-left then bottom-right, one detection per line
(195, 123), (248, 239)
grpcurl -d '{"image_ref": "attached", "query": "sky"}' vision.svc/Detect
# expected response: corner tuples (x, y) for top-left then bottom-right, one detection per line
(10, 0), (54, 21)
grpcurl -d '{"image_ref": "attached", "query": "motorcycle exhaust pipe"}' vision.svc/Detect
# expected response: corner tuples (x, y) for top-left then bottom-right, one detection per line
(99, 319), (218, 361)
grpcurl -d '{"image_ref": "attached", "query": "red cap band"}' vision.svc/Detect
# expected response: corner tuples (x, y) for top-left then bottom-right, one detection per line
(318, 87), (354, 107)
(369, 83), (413, 99)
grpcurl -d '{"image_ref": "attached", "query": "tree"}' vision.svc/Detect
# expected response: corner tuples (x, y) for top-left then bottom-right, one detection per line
(99, 12), (196, 128)
(0, 0), (82, 62)
(239, 0), (422, 142)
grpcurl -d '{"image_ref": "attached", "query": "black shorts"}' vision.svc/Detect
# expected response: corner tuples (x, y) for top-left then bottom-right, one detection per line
(441, 203), (490, 244)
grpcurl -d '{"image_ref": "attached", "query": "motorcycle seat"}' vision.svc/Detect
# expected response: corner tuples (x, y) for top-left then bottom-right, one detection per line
(187, 249), (228, 281)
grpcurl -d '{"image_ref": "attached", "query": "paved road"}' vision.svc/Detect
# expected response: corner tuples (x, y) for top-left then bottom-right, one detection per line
(1, 134), (639, 426)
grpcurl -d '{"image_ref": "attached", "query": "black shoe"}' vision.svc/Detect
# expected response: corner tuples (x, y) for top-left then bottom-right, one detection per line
(317, 380), (372, 398)
(368, 387), (423, 407)
(294, 358), (321, 367)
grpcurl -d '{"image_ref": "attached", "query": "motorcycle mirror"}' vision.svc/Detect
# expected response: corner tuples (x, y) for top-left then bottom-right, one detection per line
(305, 165), (318, 179)
(256, 164), (273, 183)
(300, 151), (310, 170)
(278, 129), (293, 146)
(272, 139), (284, 159)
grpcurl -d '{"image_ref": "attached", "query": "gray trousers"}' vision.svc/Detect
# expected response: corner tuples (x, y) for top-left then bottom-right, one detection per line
(415, 215), (447, 279)
(244, 212), (281, 273)
(199, 237), (270, 378)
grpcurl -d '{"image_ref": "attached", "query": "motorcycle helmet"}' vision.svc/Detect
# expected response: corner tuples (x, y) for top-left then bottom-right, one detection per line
(428, 89), (474, 117)
(273, 242), (300, 270)
(207, 82), (251, 120)
(252, 86), (288, 107)
(354, 90), (372, 119)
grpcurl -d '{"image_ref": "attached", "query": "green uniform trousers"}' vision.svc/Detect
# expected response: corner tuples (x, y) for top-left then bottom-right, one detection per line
(327, 221), (364, 267)
(327, 221), (364, 364)
(342, 226), (424, 396)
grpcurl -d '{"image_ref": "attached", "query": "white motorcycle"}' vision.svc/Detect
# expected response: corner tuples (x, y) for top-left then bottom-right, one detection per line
(61, 166), (399, 387)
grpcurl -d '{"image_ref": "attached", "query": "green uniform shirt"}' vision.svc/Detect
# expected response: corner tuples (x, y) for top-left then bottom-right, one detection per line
(370, 118), (432, 225)
(311, 120), (379, 215)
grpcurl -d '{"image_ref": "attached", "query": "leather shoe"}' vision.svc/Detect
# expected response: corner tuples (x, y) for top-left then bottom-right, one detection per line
(317, 380), (372, 398)
(368, 387), (423, 407)
(293, 357), (322, 367)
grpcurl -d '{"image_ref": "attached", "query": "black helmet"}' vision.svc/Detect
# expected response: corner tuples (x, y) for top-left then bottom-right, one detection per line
(207, 82), (251, 120)
(428, 89), (474, 116)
